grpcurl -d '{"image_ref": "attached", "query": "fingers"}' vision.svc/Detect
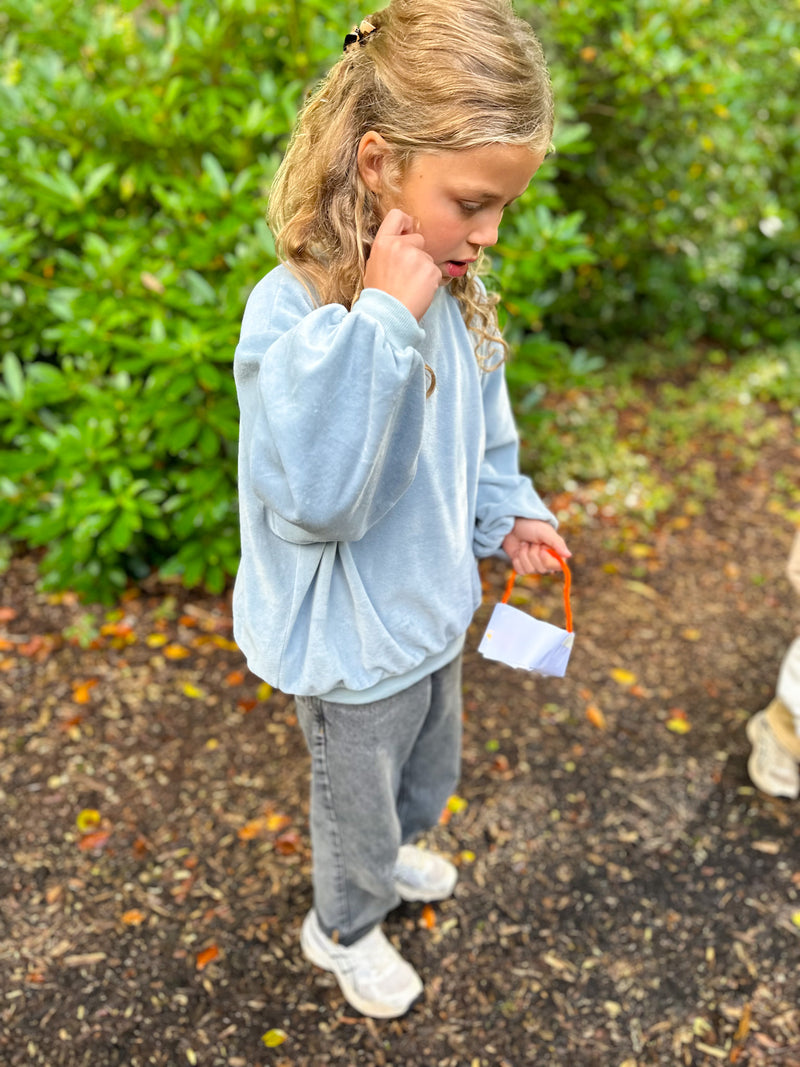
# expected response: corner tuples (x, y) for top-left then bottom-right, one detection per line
(363, 209), (439, 320)
(510, 539), (570, 575)
(376, 208), (419, 238)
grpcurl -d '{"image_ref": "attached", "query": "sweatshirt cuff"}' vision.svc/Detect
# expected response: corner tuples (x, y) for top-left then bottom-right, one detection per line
(355, 288), (425, 349)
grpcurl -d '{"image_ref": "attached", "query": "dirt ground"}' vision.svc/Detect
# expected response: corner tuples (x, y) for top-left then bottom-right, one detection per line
(1, 417), (799, 1066)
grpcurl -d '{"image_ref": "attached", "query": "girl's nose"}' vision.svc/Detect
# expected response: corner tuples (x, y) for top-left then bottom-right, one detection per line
(469, 214), (501, 250)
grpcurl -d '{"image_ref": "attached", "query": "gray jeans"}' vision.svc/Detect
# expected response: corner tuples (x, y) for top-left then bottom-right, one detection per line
(294, 654), (462, 945)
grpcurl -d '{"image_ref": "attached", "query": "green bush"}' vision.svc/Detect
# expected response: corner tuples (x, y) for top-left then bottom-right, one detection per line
(0, 0), (592, 599)
(0, 0), (357, 599)
(530, 0), (800, 351)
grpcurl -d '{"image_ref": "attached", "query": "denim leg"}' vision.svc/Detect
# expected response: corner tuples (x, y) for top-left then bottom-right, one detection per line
(295, 675), (435, 946)
(397, 653), (463, 843)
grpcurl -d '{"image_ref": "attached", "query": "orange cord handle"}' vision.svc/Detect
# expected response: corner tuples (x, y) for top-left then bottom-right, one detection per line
(500, 548), (573, 633)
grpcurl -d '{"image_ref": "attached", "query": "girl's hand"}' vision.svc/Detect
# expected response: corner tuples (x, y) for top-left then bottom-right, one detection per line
(363, 209), (441, 321)
(502, 518), (571, 575)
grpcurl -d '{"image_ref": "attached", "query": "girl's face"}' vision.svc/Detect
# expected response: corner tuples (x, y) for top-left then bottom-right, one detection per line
(376, 141), (545, 284)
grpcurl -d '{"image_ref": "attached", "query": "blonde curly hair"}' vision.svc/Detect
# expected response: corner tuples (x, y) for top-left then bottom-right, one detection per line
(268, 0), (554, 369)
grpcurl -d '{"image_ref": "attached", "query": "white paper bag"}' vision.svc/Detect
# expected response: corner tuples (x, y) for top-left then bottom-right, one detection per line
(478, 550), (574, 677)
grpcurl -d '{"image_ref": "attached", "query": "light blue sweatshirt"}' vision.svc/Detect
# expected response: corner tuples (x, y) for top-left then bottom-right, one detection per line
(233, 265), (556, 701)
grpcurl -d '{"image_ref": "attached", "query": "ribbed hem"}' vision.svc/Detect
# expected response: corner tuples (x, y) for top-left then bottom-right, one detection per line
(319, 635), (465, 705)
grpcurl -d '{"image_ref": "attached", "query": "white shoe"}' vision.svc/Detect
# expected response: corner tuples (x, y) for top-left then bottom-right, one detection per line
(746, 710), (800, 799)
(393, 844), (458, 903)
(300, 910), (422, 1019)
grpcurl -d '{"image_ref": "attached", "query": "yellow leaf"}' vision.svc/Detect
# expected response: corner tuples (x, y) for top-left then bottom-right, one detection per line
(446, 795), (468, 814)
(791, 911), (800, 928)
(667, 717), (691, 734)
(76, 808), (101, 833)
(610, 668), (637, 686)
(261, 1029), (288, 1048)
(257, 682), (272, 701)
(182, 682), (204, 698)
(682, 629), (702, 641)
(212, 636), (239, 651)
(146, 633), (168, 648)
(163, 644), (190, 659)
(459, 850), (476, 864)
(266, 813), (291, 833)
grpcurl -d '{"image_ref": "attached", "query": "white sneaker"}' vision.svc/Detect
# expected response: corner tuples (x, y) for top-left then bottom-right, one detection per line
(746, 710), (800, 799)
(393, 844), (458, 903)
(300, 910), (423, 1019)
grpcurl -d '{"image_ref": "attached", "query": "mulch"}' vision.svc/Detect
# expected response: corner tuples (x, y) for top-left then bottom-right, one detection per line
(1, 421), (799, 1066)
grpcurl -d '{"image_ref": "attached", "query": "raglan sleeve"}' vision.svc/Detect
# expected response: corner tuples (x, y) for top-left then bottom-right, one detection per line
(473, 356), (557, 558)
(234, 273), (428, 544)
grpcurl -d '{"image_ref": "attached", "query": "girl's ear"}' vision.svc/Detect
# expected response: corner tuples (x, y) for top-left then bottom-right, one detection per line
(357, 131), (392, 195)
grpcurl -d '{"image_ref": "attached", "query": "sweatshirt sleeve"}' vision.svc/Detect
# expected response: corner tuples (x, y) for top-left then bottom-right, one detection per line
(473, 360), (557, 558)
(234, 271), (428, 543)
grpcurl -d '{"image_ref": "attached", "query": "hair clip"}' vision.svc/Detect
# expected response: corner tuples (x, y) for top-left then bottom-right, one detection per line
(343, 19), (377, 52)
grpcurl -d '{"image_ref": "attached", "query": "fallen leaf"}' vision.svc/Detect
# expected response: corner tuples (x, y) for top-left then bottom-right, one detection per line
(163, 644), (190, 660)
(195, 944), (219, 971)
(682, 628), (702, 641)
(266, 813), (291, 833)
(257, 682), (272, 701)
(146, 633), (168, 648)
(261, 1029), (288, 1048)
(121, 909), (146, 926)
(610, 668), (637, 686)
(182, 682), (204, 698)
(274, 830), (302, 855)
(666, 716), (691, 734)
(420, 904), (436, 929)
(586, 704), (607, 730)
(237, 698), (257, 713)
(76, 808), (102, 833)
(225, 669), (245, 686)
(733, 1002), (751, 1042)
(238, 819), (268, 841)
(72, 679), (98, 704)
(78, 830), (111, 852)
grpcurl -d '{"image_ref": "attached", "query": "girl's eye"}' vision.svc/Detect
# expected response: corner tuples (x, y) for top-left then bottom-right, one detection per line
(459, 201), (482, 214)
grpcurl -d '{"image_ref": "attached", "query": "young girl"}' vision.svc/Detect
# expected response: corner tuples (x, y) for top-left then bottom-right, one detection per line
(747, 530), (800, 798)
(233, 0), (570, 1018)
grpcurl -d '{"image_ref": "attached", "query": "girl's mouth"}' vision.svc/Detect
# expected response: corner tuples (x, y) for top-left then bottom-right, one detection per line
(446, 261), (469, 278)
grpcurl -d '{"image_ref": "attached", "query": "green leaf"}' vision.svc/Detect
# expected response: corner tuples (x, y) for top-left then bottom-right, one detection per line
(3, 354), (25, 402)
